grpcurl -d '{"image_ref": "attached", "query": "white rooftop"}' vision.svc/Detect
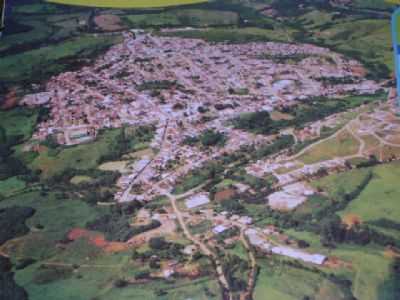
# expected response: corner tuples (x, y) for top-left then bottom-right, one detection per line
(185, 193), (210, 209)
(271, 246), (327, 265)
(213, 225), (228, 234)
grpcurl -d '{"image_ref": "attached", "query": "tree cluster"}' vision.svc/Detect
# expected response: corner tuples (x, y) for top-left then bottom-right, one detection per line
(0, 206), (35, 245)
(0, 256), (28, 300)
(86, 203), (161, 242)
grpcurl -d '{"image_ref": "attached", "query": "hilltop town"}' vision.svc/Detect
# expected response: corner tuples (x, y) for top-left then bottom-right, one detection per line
(2, 0), (400, 299)
(22, 32), (380, 201)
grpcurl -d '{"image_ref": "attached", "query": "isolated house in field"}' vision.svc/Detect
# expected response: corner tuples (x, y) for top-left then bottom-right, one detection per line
(66, 126), (96, 145)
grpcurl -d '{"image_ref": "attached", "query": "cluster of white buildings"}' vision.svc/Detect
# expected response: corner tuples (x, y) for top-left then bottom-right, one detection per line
(245, 228), (326, 265)
(267, 182), (315, 210)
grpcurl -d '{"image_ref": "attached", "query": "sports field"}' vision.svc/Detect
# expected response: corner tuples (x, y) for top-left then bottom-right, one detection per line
(47, 0), (207, 8)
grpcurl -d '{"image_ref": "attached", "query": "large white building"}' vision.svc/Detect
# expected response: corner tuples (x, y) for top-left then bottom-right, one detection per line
(185, 193), (210, 209)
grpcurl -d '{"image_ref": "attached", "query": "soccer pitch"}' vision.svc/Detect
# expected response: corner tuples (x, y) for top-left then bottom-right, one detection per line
(47, 0), (207, 8)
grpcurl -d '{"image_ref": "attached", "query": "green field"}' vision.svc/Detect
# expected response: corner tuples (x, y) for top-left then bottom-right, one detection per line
(284, 228), (395, 300)
(299, 130), (360, 164)
(254, 258), (354, 300)
(294, 11), (392, 77)
(30, 129), (122, 178)
(338, 162), (400, 224)
(0, 179), (220, 300)
(0, 34), (121, 83)
(0, 108), (39, 141)
(311, 162), (400, 224)
(0, 177), (27, 198)
(289, 160), (400, 300)
(70, 175), (93, 184)
(161, 26), (295, 44)
(352, 0), (392, 10)
(47, 0), (207, 8)
(0, 191), (107, 257)
(310, 168), (371, 201)
(332, 246), (392, 300)
(124, 9), (238, 28)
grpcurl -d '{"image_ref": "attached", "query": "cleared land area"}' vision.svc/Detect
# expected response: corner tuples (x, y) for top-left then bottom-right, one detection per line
(70, 175), (93, 184)
(299, 129), (360, 164)
(98, 161), (130, 173)
(47, 0), (207, 8)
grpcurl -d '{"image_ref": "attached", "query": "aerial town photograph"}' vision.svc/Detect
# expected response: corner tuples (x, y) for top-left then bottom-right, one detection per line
(0, 0), (400, 299)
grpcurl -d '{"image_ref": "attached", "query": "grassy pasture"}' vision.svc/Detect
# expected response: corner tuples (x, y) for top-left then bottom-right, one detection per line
(98, 161), (130, 172)
(0, 19), (54, 54)
(16, 254), (219, 300)
(310, 161), (400, 247)
(0, 177), (27, 198)
(47, 0), (207, 8)
(331, 245), (392, 300)
(0, 108), (38, 141)
(352, 0), (392, 10)
(160, 26), (295, 43)
(310, 168), (372, 200)
(337, 162), (400, 224)
(70, 175), (93, 184)
(124, 9), (238, 28)
(294, 10), (392, 77)
(283, 229), (395, 300)
(299, 130), (360, 164)
(254, 258), (353, 300)
(30, 129), (122, 178)
(311, 162), (400, 224)
(0, 191), (107, 243)
(0, 190), (107, 263)
(0, 34), (120, 83)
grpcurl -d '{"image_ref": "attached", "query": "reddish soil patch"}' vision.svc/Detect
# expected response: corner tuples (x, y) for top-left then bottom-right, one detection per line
(176, 263), (201, 278)
(68, 228), (128, 253)
(351, 65), (367, 77)
(342, 213), (362, 228)
(1, 88), (19, 110)
(384, 246), (400, 259)
(68, 228), (89, 240)
(382, 145), (400, 161)
(214, 188), (236, 202)
(324, 256), (352, 270)
(94, 15), (124, 32)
